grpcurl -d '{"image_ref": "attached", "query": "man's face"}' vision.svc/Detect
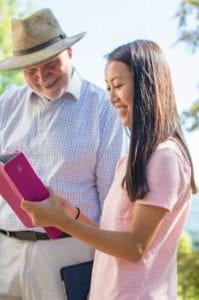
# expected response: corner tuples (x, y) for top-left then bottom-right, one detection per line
(23, 49), (72, 100)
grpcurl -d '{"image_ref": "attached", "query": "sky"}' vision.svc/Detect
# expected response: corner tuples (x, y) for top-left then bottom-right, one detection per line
(21, 0), (199, 183)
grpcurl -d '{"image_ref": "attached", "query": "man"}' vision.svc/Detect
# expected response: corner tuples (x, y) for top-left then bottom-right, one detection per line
(0, 8), (122, 300)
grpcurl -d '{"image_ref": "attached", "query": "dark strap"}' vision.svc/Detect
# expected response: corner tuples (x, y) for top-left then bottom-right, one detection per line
(13, 33), (66, 56)
(0, 229), (70, 241)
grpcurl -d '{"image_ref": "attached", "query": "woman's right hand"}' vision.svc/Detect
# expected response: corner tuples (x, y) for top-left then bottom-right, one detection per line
(21, 187), (75, 228)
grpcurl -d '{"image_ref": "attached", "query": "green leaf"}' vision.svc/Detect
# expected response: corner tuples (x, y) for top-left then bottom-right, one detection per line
(186, 0), (199, 8)
(0, 0), (34, 94)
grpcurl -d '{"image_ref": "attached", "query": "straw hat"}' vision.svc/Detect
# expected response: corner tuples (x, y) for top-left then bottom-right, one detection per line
(0, 8), (86, 70)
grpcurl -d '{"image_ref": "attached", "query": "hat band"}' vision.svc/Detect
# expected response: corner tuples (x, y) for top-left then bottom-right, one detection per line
(13, 33), (66, 56)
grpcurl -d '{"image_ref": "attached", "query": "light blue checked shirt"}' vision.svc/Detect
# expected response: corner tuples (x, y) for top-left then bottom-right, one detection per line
(0, 69), (123, 231)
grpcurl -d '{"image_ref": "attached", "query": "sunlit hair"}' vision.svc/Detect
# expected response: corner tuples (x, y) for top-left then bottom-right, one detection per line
(106, 40), (197, 201)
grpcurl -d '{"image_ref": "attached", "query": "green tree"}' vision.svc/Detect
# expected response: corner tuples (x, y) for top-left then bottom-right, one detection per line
(175, 0), (199, 130)
(0, 0), (34, 94)
(178, 233), (199, 299)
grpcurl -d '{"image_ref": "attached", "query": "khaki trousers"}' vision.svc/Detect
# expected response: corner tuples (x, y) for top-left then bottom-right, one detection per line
(0, 232), (94, 300)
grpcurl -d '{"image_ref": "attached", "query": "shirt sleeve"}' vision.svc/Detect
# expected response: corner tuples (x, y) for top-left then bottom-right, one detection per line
(95, 97), (123, 211)
(137, 148), (189, 211)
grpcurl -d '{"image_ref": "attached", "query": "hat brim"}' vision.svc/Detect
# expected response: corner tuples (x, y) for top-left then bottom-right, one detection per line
(0, 32), (86, 71)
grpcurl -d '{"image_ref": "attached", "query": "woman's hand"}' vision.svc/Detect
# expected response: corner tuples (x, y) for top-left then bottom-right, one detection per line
(21, 188), (74, 228)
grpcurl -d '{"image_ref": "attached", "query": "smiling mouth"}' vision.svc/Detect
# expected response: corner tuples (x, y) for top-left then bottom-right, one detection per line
(115, 105), (128, 114)
(43, 78), (59, 89)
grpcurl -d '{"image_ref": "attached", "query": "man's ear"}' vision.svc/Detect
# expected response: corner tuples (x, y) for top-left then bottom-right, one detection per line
(67, 47), (73, 58)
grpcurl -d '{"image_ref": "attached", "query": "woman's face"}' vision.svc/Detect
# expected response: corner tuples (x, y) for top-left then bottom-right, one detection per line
(105, 61), (134, 128)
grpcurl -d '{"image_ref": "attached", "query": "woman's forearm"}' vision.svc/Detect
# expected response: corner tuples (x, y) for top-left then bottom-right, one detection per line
(21, 197), (166, 263)
(57, 217), (142, 263)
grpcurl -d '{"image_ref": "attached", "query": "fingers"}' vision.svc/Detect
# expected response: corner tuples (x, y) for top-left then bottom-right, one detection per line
(21, 199), (35, 211)
(21, 199), (37, 226)
(21, 199), (44, 226)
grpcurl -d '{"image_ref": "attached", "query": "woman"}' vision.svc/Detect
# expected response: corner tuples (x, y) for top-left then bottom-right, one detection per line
(22, 40), (197, 299)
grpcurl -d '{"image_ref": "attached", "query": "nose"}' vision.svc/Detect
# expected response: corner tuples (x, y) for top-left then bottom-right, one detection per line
(35, 67), (47, 84)
(109, 89), (119, 105)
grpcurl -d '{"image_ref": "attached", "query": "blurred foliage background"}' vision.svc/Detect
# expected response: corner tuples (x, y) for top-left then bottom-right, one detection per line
(0, 0), (33, 94)
(176, 4), (199, 295)
(178, 234), (199, 299)
(175, 0), (199, 131)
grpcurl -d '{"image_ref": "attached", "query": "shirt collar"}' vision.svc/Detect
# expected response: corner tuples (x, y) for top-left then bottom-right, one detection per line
(28, 68), (82, 103)
(66, 68), (82, 100)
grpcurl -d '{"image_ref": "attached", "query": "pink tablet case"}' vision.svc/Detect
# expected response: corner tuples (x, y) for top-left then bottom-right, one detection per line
(0, 152), (64, 239)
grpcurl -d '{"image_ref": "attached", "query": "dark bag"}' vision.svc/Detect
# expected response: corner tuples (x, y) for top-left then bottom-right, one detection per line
(60, 261), (93, 300)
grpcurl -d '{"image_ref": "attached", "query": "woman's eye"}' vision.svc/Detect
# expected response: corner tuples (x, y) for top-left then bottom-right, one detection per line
(115, 85), (122, 89)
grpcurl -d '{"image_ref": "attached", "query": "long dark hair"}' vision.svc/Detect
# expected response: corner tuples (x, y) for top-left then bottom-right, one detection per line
(106, 40), (197, 201)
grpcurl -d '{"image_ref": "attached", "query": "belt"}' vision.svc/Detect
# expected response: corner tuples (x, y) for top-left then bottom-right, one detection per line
(0, 229), (70, 241)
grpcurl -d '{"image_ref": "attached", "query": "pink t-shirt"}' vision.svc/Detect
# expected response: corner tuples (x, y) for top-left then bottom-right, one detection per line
(89, 139), (192, 300)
